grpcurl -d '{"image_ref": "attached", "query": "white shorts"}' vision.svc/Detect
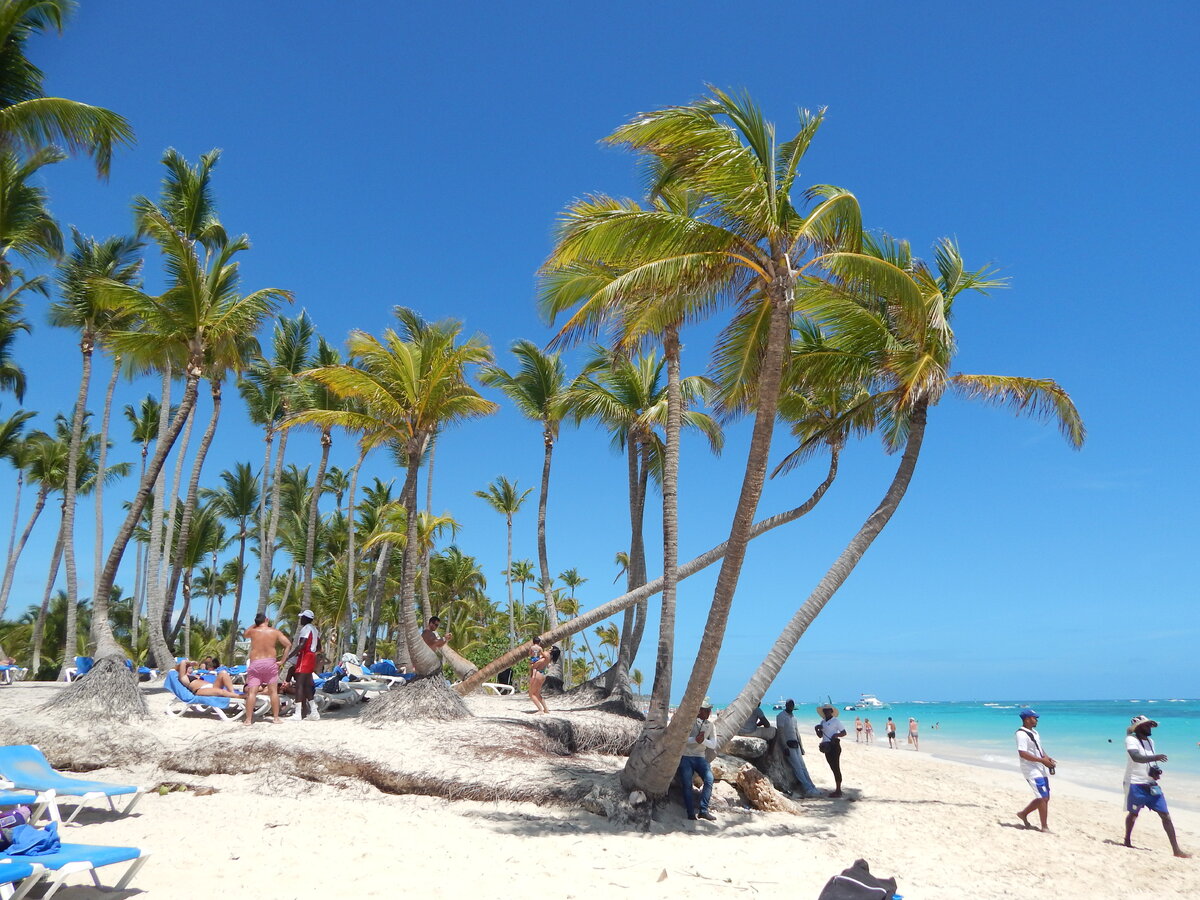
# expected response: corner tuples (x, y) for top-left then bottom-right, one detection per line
(1026, 775), (1050, 799)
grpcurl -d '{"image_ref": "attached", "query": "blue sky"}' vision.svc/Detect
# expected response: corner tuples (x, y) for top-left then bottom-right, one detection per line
(3, 1), (1196, 702)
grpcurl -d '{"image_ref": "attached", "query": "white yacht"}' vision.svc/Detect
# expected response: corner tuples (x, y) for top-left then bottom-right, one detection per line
(852, 693), (889, 710)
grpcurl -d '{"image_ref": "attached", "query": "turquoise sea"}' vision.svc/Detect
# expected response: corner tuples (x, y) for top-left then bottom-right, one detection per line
(765, 698), (1200, 812)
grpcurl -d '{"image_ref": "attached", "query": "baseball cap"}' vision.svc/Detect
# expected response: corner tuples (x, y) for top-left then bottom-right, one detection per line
(1018, 707), (1039, 718)
(299, 609), (314, 619)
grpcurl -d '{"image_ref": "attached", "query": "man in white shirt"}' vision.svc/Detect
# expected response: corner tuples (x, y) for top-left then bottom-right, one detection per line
(815, 703), (847, 798)
(679, 697), (719, 822)
(776, 699), (820, 798)
(1123, 715), (1189, 858)
(1015, 707), (1055, 831)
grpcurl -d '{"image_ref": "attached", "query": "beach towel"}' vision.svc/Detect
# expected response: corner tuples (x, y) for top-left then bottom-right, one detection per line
(2, 822), (60, 857)
(817, 858), (898, 900)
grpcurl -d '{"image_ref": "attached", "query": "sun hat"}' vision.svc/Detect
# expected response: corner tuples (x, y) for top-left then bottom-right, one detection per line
(1018, 707), (1039, 719)
(699, 697), (713, 710)
(299, 609), (314, 619)
(1128, 715), (1159, 734)
(817, 702), (837, 714)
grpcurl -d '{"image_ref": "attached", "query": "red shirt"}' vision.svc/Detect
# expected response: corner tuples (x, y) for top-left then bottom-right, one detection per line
(295, 625), (318, 674)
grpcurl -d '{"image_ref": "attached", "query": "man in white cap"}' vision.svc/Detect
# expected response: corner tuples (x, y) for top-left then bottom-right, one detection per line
(679, 697), (719, 822)
(1124, 715), (1189, 857)
(1015, 707), (1055, 831)
(286, 610), (320, 721)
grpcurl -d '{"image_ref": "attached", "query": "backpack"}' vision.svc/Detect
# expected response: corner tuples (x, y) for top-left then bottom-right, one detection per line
(817, 859), (898, 900)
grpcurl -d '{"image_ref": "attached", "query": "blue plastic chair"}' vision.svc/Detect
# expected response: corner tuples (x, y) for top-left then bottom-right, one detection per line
(1, 842), (147, 898)
(0, 858), (45, 900)
(0, 746), (142, 826)
(163, 670), (263, 721)
(0, 787), (50, 825)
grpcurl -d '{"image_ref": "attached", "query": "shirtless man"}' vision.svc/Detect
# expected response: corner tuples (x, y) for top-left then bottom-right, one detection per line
(243, 613), (291, 725)
(421, 616), (452, 651)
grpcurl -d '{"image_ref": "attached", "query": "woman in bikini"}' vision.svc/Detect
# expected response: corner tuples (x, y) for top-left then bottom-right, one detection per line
(855, 716), (863, 742)
(908, 717), (920, 751)
(528, 638), (550, 714)
(176, 659), (241, 698)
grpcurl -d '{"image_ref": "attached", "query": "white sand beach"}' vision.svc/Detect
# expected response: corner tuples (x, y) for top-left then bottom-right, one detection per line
(2, 682), (1196, 900)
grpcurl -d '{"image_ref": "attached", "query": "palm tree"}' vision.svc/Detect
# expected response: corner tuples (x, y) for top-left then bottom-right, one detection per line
(172, 502), (226, 659)
(540, 87), (862, 793)
(0, 0), (133, 177)
(481, 341), (578, 630)
(0, 407), (34, 582)
(474, 475), (531, 646)
(202, 462), (258, 658)
(0, 146), (63, 289)
(299, 312), (496, 678)
(49, 229), (141, 636)
(0, 274), (39, 400)
(711, 235), (1084, 741)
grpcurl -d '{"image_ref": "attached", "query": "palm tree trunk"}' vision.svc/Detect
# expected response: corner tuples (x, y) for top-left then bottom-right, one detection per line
(31, 514), (65, 675)
(345, 447), (364, 646)
(5, 471), (23, 596)
(90, 355), (121, 644)
(0, 485), (49, 620)
(715, 409), (927, 744)
(56, 336), (93, 680)
(143, 368), (173, 666)
(448, 445), (841, 697)
(402, 443), (440, 674)
(158, 401), (196, 640)
(254, 425), (274, 614)
(419, 432), (435, 622)
(257, 424), (289, 616)
(164, 379), (222, 627)
(358, 543), (391, 656)
(302, 427), (331, 608)
(621, 294), (791, 794)
(505, 513), (515, 645)
(130, 536), (143, 656)
(643, 326), (682, 727)
(181, 567), (193, 660)
(536, 425), (559, 629)
(223, 520), (248, 661)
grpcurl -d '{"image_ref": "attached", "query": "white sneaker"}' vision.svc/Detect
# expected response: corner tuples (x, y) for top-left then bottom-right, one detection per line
(309, 706), (321, 721)
(287, 709), (302, 721)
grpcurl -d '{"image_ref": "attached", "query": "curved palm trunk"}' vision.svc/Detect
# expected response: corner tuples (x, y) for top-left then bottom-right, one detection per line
(56, 335), (93, 680)
(643, 327), (682, 728)
(621, 295), (791, 794)
(0, 485), (49, 620)
(536, 425), (559, 629)
(90, 356), (121, 644)
(90, 370), (201, 670)
(31, 515), (65, 675)
(457, 449), (839, 695)
(301, 426), (332, 608)
(158, 402), (196, 640)
(257, 424), (289, 617)
(165, 380), (222, 632)
(4, 470), (24, 588)
(715, 409), (927, 744)
(402, 443), (440, 675)
(419, 433), (435, 622)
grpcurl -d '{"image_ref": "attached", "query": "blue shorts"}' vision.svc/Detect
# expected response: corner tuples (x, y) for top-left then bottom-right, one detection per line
(1127, 782), (1169, 814)
(1026, 776), (1050, 799)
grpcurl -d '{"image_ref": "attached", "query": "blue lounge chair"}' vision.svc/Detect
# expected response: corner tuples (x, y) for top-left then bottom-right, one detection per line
(0, 859), (45, 900)
(0, 785), (51, 824)
(163, 670), (267, 721)
(0, 746), (142, 826)
(1, 843), (147, 898)
(63, 657), (93, 683)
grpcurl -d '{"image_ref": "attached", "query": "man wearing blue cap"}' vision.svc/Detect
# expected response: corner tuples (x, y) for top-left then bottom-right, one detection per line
(1015, 708), (1055, 831)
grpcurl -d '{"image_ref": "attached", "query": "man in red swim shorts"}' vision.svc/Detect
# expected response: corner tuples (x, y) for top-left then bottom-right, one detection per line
(243, 613), (291, 725)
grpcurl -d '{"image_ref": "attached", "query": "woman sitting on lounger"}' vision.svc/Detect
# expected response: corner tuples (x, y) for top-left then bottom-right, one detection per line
(176, 660), (242, 697)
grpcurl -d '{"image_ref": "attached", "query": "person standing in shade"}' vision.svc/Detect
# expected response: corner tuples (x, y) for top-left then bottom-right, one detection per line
(1015, 707), (1055, 832)
(679, 697), (719, 821)
(775, 699), (820, 798)
(1124, 715), (1190, 858)
(286, 609), (320, 721)
(815, 703), (847, 798)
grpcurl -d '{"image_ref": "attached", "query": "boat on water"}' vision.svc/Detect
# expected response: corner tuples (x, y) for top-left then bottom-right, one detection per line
(849, 693), (889, 710)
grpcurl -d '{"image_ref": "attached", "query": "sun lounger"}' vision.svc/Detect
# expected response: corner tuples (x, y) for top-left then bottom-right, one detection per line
(62, 657), (94, 683)
(0, 746), (143, 826)
(0, 784), (52, 824)
(0, 859), (45, 900)
(0, 666), (27, 686)
(163, 671), (267, 722)
(482, 682), (516, 696)
(1, 843), (148, 899)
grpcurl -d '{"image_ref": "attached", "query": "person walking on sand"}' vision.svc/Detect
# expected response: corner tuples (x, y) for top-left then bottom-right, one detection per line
(908, 717), (920, 751)
(815, 703), (848, 798)
(680, 697), (719, 821)
(855, 715), (863, 743)
(243, 613), (291, 725)
(284, 609), (320, 721)
(527, 636), (551, 714)
(886, 716), (897, 749)
(776, 699), (820, 798)
(1015, 708), (1055, 832)
(1123, 715), (1190, 858)
(864, 717), (874, 744)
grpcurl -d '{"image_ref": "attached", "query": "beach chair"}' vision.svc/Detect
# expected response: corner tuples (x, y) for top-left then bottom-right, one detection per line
(0, 859), (45, 900)
(482, 682), (516, 696)
(0, 746), (143, 826)
(1, 843), (148, 899)
(0, 783), (53, 824)
(63, 657), (93, 683)
(0, 665), (27, 686)
(163, 670), (267, 722)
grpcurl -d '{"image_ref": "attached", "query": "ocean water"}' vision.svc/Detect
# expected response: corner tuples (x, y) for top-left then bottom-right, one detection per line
(773, 698), (1200, 811)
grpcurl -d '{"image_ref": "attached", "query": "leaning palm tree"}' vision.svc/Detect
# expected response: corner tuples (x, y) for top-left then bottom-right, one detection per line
(480, 341), (578, 630)
(538, 88), (864, 793)
(0, 0), (133, 177)
(49, 229), (141, 635)
(474, 475), (531, 646)
(298, 315), (496, 681)
(711, 235), (1084, 741)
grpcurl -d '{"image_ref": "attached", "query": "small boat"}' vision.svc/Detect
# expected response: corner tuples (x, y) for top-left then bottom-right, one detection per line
(769, 697), (790, 711)
(852, 693), (889, 710)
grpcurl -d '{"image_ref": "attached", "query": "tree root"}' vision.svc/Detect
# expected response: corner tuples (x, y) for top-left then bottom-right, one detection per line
(38, 655), (149, 721)
(359, 676), (472, 725)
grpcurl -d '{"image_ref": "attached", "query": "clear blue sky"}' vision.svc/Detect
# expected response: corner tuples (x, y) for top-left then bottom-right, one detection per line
(4, 1), (1196, 702)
